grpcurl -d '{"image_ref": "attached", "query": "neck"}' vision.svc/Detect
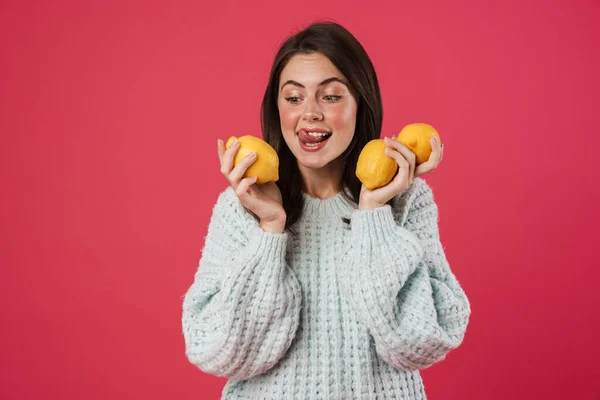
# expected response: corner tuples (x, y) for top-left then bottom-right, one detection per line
(298, 159), (343, 199)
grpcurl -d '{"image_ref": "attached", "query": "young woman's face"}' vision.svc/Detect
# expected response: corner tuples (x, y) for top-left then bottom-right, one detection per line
(278, 52), (358, 171)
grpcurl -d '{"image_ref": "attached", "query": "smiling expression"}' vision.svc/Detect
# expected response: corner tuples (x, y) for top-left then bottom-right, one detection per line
(277, 52), (358, 170)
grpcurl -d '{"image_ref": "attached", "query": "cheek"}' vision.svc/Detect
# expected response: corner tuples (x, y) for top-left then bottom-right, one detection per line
(278, 104), (302, 131)
(327, 103), (357, 130)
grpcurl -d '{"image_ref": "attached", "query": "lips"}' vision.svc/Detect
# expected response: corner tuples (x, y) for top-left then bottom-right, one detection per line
(297, 128), (332, 144)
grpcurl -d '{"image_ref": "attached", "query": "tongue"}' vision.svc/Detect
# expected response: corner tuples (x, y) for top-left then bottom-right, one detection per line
(298, 129), (331, 144)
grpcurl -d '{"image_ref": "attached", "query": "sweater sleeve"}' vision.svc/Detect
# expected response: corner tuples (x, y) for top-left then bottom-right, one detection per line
(336, 178), (471, 371)
(181, 187), (302, 380)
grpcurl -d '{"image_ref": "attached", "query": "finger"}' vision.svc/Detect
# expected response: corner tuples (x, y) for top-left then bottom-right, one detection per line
(383, 147), (412, 194)
(431, 136), (443, 160)
(221, 139), (240, 177)
(415, 141), (443, 177)
(416, 156), (439, 177)
(385, 137), (416, 180)
(400, 144), (417, 174)
(384, 146), (410, 170)
(236, 175), (258, 198)
(430, 135), (442, 157)
(229, 151), (257, 185)
(236, 176), (259, 211)
(217, 139), (225, 165)
(369, 159), (407, 201)
(385, 137), (416, 165)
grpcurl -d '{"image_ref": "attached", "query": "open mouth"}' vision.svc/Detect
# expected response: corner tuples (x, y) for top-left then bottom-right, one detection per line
(297, 129), (333, 147)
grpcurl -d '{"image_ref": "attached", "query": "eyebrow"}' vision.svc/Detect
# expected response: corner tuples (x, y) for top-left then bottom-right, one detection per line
(280, 77), (348, 92)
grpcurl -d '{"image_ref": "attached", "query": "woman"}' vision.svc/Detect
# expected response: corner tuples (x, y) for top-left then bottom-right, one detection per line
(182, 21), (471, 399)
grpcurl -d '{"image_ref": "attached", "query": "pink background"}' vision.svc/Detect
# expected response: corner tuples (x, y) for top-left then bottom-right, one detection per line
(1, 0), (599, 399)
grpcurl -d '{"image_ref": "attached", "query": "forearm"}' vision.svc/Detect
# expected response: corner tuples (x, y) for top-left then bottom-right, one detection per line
(182, 190), (301, 379)
(339, 194), (470, 371)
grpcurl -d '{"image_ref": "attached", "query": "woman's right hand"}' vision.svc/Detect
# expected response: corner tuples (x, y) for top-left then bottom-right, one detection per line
(218, 139), (287, 233)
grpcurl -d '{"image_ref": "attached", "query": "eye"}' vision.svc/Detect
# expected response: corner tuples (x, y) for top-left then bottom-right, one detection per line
(323, 95), (342, 102)
(285, 96), (301, 104)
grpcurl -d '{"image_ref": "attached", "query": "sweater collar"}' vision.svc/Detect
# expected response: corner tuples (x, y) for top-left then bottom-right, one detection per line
(301, 190), (356, 218)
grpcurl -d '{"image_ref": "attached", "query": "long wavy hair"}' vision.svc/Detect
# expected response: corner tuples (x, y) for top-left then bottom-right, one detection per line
(261, 21), (383, 233)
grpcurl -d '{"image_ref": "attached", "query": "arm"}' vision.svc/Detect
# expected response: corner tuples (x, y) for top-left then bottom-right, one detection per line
(182, 187), (302, 380)
(337, 178), (471, 371)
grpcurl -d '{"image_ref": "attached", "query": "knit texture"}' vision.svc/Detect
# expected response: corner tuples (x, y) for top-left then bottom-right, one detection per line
(182, 177), (471, 399)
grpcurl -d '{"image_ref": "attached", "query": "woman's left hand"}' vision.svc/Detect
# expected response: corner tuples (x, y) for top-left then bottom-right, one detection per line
(358, 135), (444, 210)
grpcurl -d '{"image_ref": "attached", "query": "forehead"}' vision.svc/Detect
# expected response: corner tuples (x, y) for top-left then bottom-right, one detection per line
(279, 53), (345, 87)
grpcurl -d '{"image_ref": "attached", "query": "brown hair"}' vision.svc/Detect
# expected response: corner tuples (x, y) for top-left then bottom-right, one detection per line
(261, 21), (383, 233)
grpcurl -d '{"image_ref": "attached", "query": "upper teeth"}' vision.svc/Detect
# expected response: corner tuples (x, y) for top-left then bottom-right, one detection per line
(307, 131), (330, 137)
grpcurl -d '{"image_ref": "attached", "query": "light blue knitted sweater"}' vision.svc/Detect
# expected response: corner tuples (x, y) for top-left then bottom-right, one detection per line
(182, 177), (471, 399)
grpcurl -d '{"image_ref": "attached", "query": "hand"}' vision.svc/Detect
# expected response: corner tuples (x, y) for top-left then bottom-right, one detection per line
(218, 139), (286, 232)
(358, 135), (444, 210)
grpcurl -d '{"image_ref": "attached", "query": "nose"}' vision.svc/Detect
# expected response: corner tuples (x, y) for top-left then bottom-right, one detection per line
(302, 98), (323, 121)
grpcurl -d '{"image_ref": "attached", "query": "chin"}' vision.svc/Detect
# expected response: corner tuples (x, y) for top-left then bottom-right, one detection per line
(296, 152), (335, 170)
(299, 159), (328, 170)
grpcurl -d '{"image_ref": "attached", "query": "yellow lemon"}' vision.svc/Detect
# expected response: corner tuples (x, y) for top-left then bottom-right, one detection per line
(356, 139), (398, 190)
(225, 135), (279, 184)
(397, 123), (441, 165)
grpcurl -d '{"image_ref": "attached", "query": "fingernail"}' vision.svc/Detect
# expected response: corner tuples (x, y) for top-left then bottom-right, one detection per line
(248, 151), (256, 158)
(432, 136), (438, 144)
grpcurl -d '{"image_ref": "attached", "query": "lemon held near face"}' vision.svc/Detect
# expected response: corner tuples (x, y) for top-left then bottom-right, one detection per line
(225, 135), (280, 184)
(356, 123), (442, 190)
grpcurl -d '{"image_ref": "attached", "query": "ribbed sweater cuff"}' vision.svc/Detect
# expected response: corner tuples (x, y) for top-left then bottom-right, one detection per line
(247, 226), (289, 263)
